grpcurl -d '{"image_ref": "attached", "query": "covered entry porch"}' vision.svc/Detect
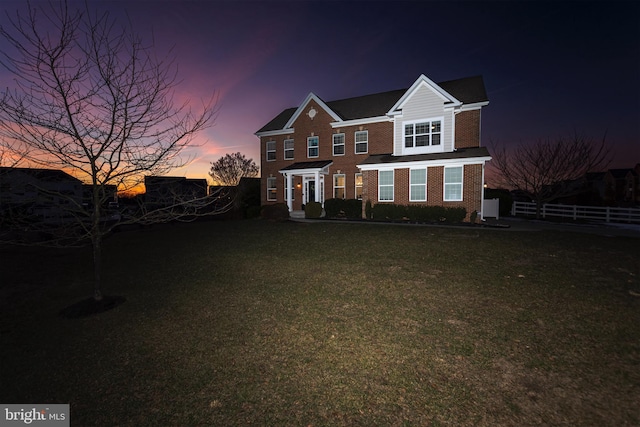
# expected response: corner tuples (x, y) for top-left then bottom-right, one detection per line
(279, 160), (332, 213)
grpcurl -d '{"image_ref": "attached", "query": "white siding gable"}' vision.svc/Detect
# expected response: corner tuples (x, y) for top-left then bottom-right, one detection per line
(392, 81), (456, 156)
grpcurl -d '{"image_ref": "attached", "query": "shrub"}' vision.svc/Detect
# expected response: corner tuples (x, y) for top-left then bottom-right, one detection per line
(365, 200), (373, 219)
(344, 199), (362, 219)
(371, 203), (467, 223)
(304, 201), (322, 218)
(260, 203), (289, 221)
(323, 198), (343, 218)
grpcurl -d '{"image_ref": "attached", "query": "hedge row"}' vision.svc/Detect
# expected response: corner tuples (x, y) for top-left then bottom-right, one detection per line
(371, 203), (467, 223)
(323, 198), (363, 219)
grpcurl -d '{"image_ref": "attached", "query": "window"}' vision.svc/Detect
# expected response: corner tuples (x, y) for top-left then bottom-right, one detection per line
(355, 173), (363, 200)
(444, 166), (463, 201)
(410, 169), (427, 201)
(404, 120), (441, 148)
(355, 131), (368, 154)
(284, 139), (294, 160)
(333, 174), (345, 199)
(333, 133), (345, 156)
(266, 141), (276, 161)
(267, 177), (277, 201)
(378, 170), (394, 202)
(307, 136), (319, 158)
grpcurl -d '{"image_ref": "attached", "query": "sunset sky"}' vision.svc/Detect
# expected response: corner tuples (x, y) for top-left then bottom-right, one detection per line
(1, 0), (639, 185)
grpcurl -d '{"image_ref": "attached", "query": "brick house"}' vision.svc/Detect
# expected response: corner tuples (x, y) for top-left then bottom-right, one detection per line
(255, 74), (491, 220)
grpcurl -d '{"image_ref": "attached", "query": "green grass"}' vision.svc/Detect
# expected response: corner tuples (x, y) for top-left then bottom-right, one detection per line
(1, 219), (639, 426)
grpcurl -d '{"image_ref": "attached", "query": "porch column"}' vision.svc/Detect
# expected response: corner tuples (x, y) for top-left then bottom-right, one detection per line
(314, 170), (320, 206)
(285, 173), (293, 212)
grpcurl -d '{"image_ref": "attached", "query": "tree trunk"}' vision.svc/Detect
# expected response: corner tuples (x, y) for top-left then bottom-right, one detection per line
(92, 233), (103, 301)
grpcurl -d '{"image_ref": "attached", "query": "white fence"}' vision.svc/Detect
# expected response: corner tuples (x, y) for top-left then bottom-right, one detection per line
(512, 202), (640, 224)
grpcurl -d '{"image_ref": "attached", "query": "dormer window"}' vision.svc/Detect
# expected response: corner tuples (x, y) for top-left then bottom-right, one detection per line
(404, 120), (441, 148)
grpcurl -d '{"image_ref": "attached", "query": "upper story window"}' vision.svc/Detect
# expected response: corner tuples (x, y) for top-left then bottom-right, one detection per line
(284, 139), (294, 160)
(332, 133), (345, 156)
(266, 141), (276, 161)
(355, 131), (368, 154)
(405, 120), (441, 148)
(307, 136), (319, 158)
(444, 166), (463, 201)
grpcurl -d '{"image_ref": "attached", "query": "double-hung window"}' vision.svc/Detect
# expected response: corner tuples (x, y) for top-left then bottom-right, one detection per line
(410, 169), (427, 201)
(266, 141), (276, 161)
(378, 170), (394, 202)
(444, 166), (463, 201)
(267, 177), (277, 201)
(355, 173), (363, 200)
(333, 174), (345, 199)
(307, 136), (319, 158)
(355, 131), (368, 154)
(404, 120), (441, 148)
(332, 133), (345, 156)
(284, 139), (294, 160)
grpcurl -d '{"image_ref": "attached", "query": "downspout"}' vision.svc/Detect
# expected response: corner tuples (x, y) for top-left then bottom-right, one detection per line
(480, 162), (486, 220)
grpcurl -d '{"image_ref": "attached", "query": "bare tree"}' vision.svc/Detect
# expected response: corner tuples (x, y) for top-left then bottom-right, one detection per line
(489, 132), (611, 218)
(209, 152), (259, 186)
(0, 1), (224, 302)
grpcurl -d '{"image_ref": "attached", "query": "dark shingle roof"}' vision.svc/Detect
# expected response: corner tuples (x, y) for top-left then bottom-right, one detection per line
(257, 75), (488, 134)
(357, 147), (491, 166)
(0, 167), (82, 183)
(279, 160), (333, 171)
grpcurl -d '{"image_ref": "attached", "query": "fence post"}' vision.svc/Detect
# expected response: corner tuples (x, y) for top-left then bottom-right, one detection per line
(573, 205), (577, 220)
(606, 207), (610, 222)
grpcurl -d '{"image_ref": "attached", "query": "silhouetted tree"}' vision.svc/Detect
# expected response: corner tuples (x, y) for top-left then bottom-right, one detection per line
(0, 1), (222, 302)
(490, 132), (611, 218)
(209, 152), (259, 186)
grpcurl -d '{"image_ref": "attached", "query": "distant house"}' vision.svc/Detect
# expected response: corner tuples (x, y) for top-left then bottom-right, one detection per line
(144, 176), (208, 208)
(604, 165), (639, 206)
(255, 74), (491, 220)
(0, 167), (84, 224)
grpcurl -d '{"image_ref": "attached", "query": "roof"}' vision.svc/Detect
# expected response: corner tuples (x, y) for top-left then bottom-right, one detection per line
(357, 147), (491, 166)
(0, 166), (83, 183)
(257, 75), (488, 134)
(279, 160), (333, 172)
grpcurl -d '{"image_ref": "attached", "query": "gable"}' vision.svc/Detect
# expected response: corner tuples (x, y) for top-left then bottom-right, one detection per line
(388, 75), (461, 115)
(256, 75), (489, 135)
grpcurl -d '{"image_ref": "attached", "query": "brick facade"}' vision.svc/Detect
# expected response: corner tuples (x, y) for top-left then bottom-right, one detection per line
(257, 75), (490, 221)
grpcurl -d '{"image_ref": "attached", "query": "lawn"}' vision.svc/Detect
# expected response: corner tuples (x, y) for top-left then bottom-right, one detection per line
(1, 219), (639, 426)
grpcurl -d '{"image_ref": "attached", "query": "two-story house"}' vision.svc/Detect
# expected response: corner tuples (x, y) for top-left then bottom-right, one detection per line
(256, 74), (491, 220)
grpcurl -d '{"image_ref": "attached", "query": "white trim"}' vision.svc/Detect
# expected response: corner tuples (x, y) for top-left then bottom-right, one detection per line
(284, 138), (294, 160)
(401, 117), (444, 155)
(388, 75), (462, 115)
(255, 128), (294, 138)
(443, 165), (464, 202)
(333, 173), (346, 199)
(355, 130), (368, 154)
(355, 172), (363, 200)
(285, 93), (342, 129)
(357, 156), (491, 171)
(266, 176), (277, 201)
(307, 135), (319, 158)
(459, 101), (489, 111)
(332, 133), (345, 156)
(266, 140), (276, 162)
(409, 168), (427, 202)
(330, 115), (392, 128)
(378, 169), (394, 202)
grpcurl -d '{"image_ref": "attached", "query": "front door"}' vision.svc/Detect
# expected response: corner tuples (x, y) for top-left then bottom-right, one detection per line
(305, 179), (315, 204)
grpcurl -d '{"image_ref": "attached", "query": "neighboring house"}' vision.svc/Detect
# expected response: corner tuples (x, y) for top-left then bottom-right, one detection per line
(255, 74), (491, 220)
(0, 167), (84, 224)
(604, 166), (639, 206)
(144, 176), (208, 208)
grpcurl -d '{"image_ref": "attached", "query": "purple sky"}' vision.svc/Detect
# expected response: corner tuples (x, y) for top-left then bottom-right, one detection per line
(2, 1), (639, 184)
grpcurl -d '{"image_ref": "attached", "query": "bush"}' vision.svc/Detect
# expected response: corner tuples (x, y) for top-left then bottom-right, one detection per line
(323, 198), (342, 218)
(260, 203), (289, 221)
(365, 200), (373, 220)
(371, 203), (467, 223)
(304, 201), (322, 219)
(344, 199), (362, 219)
